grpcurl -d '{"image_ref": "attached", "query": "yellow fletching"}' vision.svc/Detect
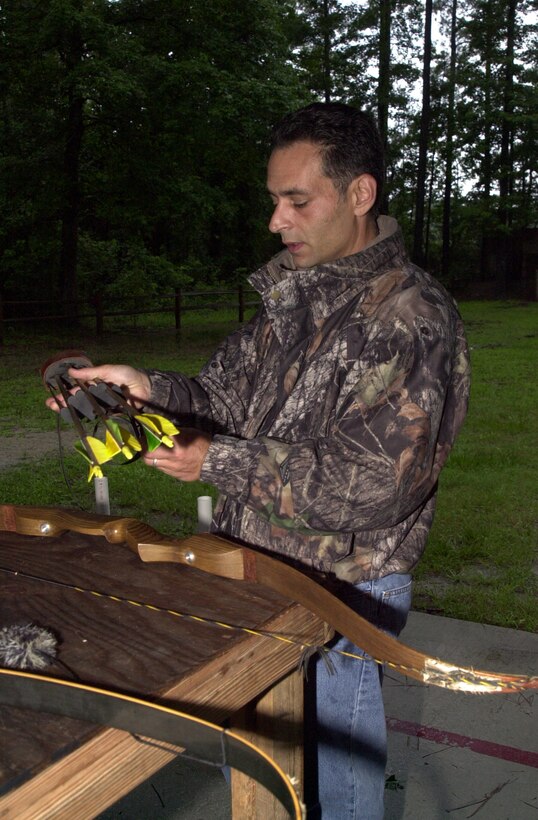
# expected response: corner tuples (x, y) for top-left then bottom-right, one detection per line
(74, 435), (120, 467)
(111, 422), (142, 454)
(90, 433), (122, 463)
(87, 463), (104, 482)
(136, 414), (180, 438)
(72, 412), (178, 479)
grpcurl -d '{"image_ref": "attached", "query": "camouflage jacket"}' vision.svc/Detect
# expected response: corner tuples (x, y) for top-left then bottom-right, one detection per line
(148, 216), (470, 583)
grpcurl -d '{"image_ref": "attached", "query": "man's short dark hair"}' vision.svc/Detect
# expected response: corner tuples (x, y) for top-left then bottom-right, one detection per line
(270, 102), (385, 216)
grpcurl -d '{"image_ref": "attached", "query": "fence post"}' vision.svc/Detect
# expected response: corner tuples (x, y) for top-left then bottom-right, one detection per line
(95, 292), (104, 335)
(175, 288), (182, 330)
(238, 284), (244, 323)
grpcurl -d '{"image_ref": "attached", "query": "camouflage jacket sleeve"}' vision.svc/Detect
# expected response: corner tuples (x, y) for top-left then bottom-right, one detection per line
(199, 279), (469, 534)
(146, 311), (262, 435)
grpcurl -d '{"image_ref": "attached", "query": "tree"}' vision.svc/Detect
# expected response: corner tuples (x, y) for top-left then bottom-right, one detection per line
(0, 0), (147, 305)
(294, 0), (373, 105)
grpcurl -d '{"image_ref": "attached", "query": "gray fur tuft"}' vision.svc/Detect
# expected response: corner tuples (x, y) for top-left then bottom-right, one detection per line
(0, 623), (58, 670)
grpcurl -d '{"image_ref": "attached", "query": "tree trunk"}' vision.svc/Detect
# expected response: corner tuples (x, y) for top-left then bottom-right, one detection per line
(499, 0), (516, 227)
(441, 0), (458, 280)
(412, 0), (433, 267)
(322, 0), (332, 102)
(479, 0), (494, 278)
(58, 13), (85, 316)
(377, 0), (391, 213)
(425, 145), (436, 265)
(59, 89), (84, 313)
(496, 0), (517, 295)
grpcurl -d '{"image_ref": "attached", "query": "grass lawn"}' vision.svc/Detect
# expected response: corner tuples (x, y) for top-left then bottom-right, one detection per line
(0, 301), (536, 631)
(414, 301), (538, 631)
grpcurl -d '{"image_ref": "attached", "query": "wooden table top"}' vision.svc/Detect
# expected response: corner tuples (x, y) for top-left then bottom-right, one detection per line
(0, 525), (329, 817)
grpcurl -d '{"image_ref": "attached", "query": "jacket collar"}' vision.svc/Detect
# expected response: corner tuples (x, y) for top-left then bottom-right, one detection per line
(249, 216), (408, 324)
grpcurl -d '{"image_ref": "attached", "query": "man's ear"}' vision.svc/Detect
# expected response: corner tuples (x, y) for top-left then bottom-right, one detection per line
(350, 174), (377, 216)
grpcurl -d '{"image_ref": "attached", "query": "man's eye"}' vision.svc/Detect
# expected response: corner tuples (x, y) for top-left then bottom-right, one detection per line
(294, 201), (308, 209)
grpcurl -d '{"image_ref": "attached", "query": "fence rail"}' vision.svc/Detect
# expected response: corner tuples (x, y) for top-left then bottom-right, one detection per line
(0, 286), (260, 345)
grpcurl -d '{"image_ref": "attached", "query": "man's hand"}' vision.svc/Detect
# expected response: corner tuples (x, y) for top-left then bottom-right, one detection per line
(143, 429), (212, 482)
(45, 364), (152, 412)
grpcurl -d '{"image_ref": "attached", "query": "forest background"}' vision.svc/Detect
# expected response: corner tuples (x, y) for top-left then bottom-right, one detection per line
(1, 0), (537, 316)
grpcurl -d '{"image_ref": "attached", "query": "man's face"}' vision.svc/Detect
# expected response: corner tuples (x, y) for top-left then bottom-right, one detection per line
(266, 140), (366, 268)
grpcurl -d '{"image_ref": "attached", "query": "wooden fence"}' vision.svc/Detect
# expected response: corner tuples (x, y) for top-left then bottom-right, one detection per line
(0, 286), (260, 346)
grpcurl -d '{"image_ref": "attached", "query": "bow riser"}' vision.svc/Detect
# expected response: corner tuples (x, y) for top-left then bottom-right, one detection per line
(0, 505), (247, 580)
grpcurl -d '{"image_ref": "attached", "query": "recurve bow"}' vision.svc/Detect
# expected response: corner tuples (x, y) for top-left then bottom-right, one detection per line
(1, 503), (537, 694)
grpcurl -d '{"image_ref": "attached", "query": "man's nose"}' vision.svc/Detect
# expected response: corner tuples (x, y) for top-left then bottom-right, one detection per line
(268, 201), (291, 234)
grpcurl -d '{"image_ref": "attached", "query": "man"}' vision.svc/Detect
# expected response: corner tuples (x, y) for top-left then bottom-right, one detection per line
(52, 103), (470, 818)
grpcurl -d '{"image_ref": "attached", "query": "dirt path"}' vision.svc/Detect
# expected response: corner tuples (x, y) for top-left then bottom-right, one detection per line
(0, 430), (77, 470)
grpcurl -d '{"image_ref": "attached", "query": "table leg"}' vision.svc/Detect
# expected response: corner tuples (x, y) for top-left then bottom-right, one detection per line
(230, 669), (303, 819)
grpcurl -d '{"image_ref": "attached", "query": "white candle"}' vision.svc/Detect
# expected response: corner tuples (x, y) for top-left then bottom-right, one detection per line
(197, 495), (213, 532)
(94, 476), (110, 515)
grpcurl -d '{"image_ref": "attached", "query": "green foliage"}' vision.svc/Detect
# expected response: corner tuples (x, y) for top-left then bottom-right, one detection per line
(0, 0), (303, 301)
(294, 0), (374, 104)
(77, 236), (193, 307)
(0, 0), (536, 300)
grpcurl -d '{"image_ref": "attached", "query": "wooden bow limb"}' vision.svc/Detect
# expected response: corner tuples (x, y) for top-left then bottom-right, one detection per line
(0, 667), (302, 819)
(1, 504), (537, 694)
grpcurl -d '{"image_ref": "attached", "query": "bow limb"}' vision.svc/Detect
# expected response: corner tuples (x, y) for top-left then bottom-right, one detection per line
(1, 504), (537, 694)
(0, 668), (301, 820)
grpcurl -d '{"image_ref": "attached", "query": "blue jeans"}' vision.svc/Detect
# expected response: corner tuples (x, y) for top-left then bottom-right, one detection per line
(305, 573), (413, 819)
